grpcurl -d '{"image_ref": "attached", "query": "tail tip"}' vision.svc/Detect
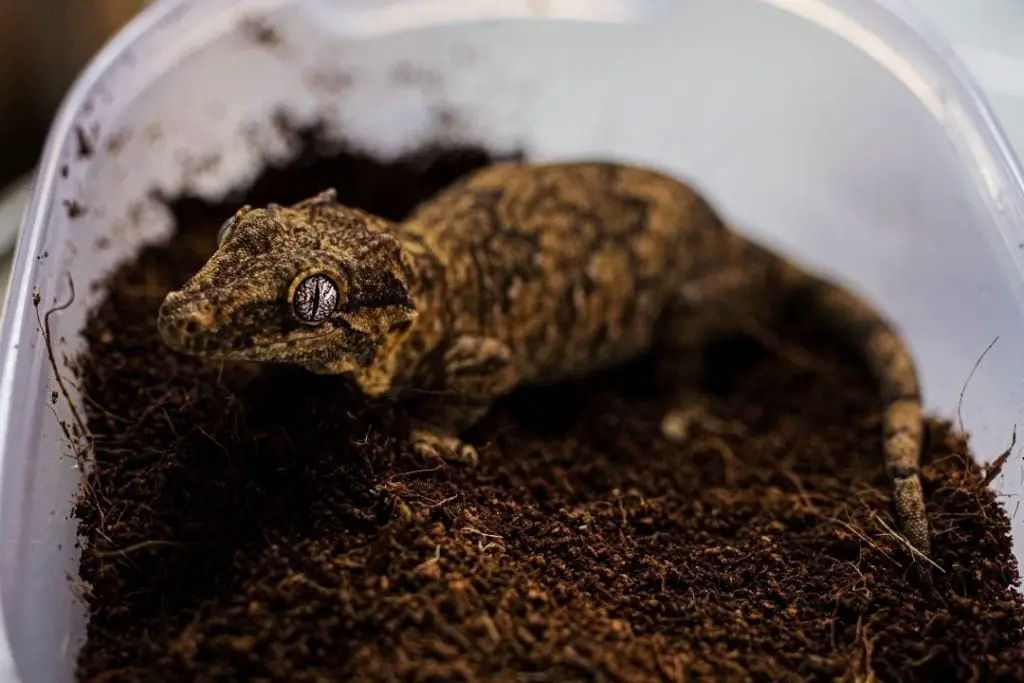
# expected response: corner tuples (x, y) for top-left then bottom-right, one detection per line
(894, 473), (932, 558)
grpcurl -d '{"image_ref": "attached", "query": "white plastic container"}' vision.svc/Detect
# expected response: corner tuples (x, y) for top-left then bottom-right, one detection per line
(3, 0), (1024, 681)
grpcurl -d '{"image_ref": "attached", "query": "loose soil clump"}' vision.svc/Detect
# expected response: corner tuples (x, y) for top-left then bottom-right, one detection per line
(72, 137), (1024, 682)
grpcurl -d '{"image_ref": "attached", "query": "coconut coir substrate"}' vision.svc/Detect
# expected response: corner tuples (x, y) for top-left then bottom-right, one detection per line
(71, 139), (1024, 682)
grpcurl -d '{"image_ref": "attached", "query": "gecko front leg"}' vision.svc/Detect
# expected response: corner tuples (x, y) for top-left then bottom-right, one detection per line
(409, 334), (518, 465)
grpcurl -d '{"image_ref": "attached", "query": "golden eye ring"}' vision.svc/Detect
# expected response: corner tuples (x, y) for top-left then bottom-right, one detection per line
(288, 271), (344, 325)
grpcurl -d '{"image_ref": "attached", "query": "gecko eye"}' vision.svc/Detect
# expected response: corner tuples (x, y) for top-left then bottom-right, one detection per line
(292, 273), (340, 325)
(217, 216), (236, 246)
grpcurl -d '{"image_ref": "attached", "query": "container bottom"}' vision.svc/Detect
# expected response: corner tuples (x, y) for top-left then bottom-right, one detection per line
(69, 127), (1024, 683)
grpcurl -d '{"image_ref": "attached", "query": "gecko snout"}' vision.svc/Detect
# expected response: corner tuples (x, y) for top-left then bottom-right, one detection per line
(157, 293), (219, 352)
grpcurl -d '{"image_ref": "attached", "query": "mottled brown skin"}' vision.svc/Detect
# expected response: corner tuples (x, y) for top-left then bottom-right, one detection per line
(158, 161), (931, 556)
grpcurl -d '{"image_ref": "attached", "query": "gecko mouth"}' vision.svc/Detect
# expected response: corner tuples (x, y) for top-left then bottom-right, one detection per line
(234, 326), (359, 360)
(160, 316), (359, 362)
(157, 293), (363, 363)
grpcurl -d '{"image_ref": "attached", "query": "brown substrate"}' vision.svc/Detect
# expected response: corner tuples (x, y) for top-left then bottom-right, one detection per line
(70, 139), (1024, 682)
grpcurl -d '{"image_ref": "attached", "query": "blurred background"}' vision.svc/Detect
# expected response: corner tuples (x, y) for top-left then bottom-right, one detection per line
(0, 0), (1020, 308)
(0, 0), (149, 291)
(0, 0), (149, 190)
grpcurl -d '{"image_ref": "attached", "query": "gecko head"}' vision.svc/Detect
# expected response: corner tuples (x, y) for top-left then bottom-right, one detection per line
(157, 189), (418, 371)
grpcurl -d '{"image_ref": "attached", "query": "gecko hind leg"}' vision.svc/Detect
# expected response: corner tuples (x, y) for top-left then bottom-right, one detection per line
(655, 305), (745, 445)
(657, 353), (744, 444)
(408, 334), (518, 466)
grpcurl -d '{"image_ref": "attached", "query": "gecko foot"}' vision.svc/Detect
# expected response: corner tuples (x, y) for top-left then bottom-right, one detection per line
(410, 425), (479, 466)
(660, 396), (743, 444)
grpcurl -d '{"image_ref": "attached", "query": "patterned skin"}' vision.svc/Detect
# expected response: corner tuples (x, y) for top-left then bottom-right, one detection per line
(158, 161), (931, 555)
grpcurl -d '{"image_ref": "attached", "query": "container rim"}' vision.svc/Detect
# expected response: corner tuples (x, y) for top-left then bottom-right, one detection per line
(0, 2), (187, 678)
(2, 0), (1024, 679)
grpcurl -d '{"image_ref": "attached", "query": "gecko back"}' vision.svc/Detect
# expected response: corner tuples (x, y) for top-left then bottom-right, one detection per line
(400, 160), (931, 555)
(394, 161), (731, 381)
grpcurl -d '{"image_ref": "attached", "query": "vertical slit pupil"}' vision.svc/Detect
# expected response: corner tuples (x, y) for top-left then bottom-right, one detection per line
(311, 279), (321, 318)
(296, 274), (337, 323)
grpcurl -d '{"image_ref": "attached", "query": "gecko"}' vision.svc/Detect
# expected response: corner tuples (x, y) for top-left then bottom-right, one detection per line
(157, 160), (931, 556)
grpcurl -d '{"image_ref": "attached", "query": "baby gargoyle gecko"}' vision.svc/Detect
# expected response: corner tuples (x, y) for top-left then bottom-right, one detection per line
(157, 161), (931, 555)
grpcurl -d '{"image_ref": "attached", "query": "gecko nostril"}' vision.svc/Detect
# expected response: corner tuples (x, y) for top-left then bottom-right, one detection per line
(179, 306), (216, 337)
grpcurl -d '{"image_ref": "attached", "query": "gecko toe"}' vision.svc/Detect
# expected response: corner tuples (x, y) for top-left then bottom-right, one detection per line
(660, 409), (697, 443)
(452, 442), (480, 466)
(660, 400), (743, 444)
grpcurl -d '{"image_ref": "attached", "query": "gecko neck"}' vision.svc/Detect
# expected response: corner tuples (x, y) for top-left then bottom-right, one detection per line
(349, 230), (449, 396)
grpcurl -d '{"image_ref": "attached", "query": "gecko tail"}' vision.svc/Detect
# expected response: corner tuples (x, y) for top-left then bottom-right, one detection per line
(776, 262), (931, 556)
